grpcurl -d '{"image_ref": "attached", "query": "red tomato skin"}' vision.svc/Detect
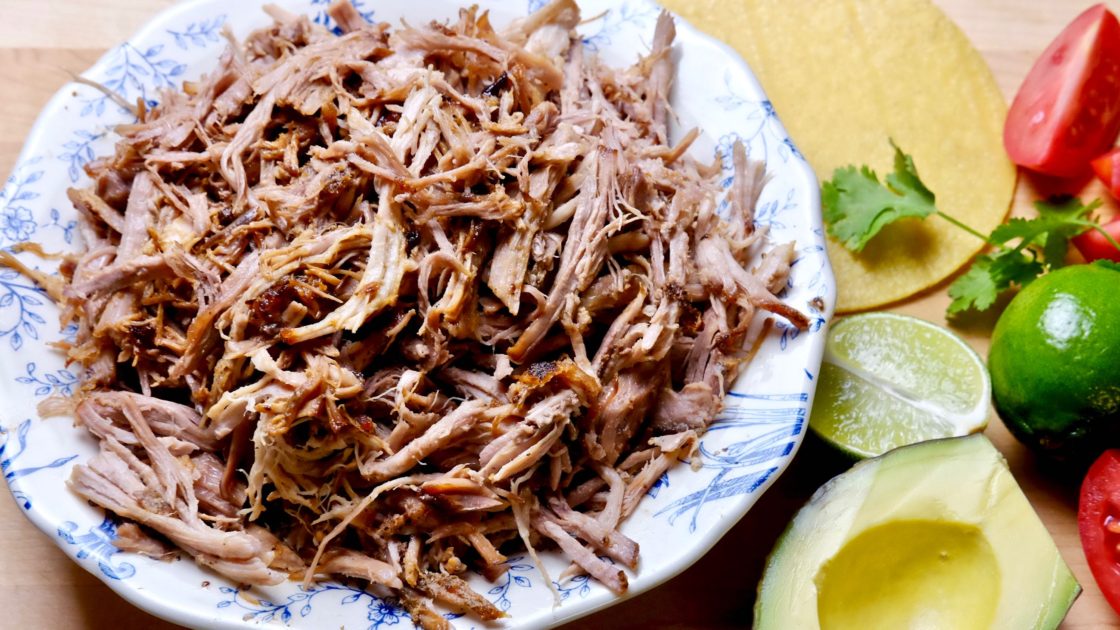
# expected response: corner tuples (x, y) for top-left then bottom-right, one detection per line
(1092, 149), (1120, 198)
(1005, 4), (1120, 177)
(1079, 449), (1120, 615)
(1073, 218), (1120, 262)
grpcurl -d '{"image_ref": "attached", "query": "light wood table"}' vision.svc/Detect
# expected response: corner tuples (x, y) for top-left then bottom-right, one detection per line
(0, 1), (1117, 628)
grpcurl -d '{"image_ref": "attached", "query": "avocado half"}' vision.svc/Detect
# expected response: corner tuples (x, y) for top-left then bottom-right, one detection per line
(755, 435), (1079, 629)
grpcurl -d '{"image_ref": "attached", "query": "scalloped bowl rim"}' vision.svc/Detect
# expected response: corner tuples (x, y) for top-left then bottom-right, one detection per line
(0, 1), (834, 628)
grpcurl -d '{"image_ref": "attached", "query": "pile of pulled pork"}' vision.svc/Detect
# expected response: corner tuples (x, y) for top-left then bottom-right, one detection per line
(31, 0), (808, 625)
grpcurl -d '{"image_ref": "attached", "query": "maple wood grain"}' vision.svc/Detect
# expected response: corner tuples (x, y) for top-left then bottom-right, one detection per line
(0, 1), (1116, 628)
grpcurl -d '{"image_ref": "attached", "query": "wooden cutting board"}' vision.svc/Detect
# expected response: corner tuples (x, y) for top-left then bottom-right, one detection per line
(0, 0), (1116, 627)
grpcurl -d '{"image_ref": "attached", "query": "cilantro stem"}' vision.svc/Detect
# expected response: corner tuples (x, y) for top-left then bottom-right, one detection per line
(1076, 220), (1120, 253)
(935, 211), (994, 245)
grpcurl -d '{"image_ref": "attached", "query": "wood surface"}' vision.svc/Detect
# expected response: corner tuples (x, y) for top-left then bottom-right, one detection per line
(0, 0), (1117, 628)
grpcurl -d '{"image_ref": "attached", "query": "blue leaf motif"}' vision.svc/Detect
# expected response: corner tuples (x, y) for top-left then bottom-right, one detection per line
(553, 574), (593, 601)
(654, 393), (810, 530)
(167, 15), (228, 50)
(0, 276), (49, 350)
(56, 518), (135, 580)
(1, 417), (77, 511)
(16, 363), (77, 398)
(216, 582), (405, 626)
(44, 456), (75, 468)
(580, 2), (660, 52)
(77, 41), (184, 119)
(485, 556), (535, 612)
(58, 127), (109, 183)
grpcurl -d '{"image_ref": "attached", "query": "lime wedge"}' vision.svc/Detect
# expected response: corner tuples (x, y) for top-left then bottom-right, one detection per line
(809, 312), (991, 459)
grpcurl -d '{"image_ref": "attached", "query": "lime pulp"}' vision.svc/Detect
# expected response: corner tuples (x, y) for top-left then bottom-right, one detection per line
(810, 312), (991, 459)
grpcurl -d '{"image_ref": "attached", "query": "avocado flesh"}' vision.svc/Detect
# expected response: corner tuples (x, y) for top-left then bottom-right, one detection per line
(755, 435), (1079, 630)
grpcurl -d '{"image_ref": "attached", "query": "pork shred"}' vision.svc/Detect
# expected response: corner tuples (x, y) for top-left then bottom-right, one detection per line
(36, 1), (808, 625)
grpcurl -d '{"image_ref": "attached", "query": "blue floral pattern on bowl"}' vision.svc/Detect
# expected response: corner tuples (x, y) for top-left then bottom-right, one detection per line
(218, 583), (408, 628)
(58, 517), (136, 580)
(0, 0), (834, 628)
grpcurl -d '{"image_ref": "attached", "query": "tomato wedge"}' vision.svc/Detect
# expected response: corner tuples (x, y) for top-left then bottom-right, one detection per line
(1073, 218), (1120, 262)
(1080, 449), (1120, 615)
(1005, 4), (1120, 177)
(1093, 148), (1120, 198)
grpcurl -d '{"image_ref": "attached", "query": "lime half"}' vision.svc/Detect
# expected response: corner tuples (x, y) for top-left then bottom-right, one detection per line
(810, 313), (991, 459)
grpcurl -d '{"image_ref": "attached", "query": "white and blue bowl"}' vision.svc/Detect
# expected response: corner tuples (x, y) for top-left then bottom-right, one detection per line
(0, 0), (834, 627)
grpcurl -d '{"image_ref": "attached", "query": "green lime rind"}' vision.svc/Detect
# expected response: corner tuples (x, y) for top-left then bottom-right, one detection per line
(989, 263), (1120, 461)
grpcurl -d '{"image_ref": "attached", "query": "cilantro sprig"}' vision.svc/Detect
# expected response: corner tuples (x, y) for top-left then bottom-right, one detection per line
(821, 143), (1120, 316)
(821, 142), (940, 251)
(821, 141), (996, 250)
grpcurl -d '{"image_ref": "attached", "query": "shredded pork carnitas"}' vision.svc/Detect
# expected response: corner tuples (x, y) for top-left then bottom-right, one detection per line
(33, 1), (809, 625)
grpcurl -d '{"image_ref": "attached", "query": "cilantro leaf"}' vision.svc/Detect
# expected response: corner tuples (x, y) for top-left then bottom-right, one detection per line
(1038, 198), (1101, 268)
(947, 250), (1044, 315)
(989, 198), (1100, 268)
(822, 140), (1111, 317)
(821, 143), (937, 251)
(1096, 260), (1120, 273)
(885, 140), (936, 201)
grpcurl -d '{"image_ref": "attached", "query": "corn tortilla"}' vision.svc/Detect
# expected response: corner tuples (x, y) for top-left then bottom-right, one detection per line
(662, 0), (1016, 312)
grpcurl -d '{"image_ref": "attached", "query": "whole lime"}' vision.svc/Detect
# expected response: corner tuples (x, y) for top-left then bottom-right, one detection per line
(989, 262), (1120, 461)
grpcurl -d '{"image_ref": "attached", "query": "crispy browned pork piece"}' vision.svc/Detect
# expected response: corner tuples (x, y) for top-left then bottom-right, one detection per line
(44, 0), (808, 625)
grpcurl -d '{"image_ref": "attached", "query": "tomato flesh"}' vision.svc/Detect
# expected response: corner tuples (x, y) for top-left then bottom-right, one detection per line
(1092, 148), (1120, 198)
(1079, 449), (1120, 615)
(1005, 4), (1120, 177)
(1073, 218), (1120, 262)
